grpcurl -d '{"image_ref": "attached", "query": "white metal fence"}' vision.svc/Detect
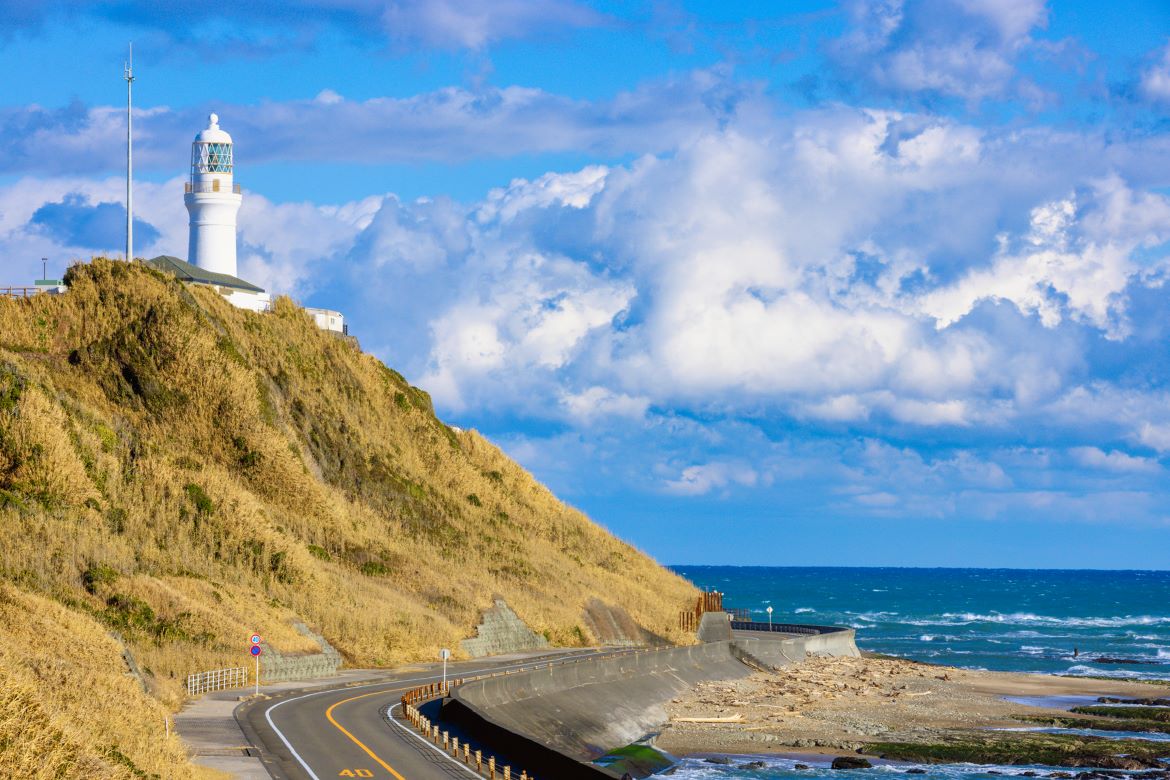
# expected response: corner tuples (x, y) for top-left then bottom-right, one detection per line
(186, 666), (248, 697)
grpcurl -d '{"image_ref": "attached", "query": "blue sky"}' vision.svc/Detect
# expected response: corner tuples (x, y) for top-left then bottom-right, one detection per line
(3, 0), (1170, 568)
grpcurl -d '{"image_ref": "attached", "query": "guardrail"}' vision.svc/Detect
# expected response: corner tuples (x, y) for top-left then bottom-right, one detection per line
(398, 646), (678, 780)
(730, 621), (839, 636)
(403, 678), (534, 779)
(0, 287), (41, 299)
(186, 666), (248, 696)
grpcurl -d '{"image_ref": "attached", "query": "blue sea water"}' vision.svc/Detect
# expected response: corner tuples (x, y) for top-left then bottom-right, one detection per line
(662, 567), (1170, 779)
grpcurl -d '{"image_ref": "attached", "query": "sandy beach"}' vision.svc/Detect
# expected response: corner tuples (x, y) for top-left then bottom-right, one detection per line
(656, 655), (1170, 758)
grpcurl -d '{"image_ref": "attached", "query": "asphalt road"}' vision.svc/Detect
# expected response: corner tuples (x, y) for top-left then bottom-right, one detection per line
(237, 651), (605, 780)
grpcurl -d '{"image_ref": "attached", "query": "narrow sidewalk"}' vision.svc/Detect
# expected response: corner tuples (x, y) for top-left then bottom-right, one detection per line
(175, 669), (393, 779)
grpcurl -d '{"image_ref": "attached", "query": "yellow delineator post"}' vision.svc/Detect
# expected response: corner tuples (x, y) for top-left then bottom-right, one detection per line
(475, 750), (482, 771)
(504, 767), (510, 780)
(488, 756), (495, 779)
(452, 736), (459, 756)
(464, 744), (470, 764)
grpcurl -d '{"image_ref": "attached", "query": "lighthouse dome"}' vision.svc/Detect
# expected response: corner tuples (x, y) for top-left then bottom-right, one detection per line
(195, 113), (232, 144)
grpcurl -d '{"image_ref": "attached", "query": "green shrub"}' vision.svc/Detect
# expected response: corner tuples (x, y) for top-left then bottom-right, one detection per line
(359, 561), (390, 577)
(82, 563), (118, 594)
(307, 544), (331, 561)
(466, 494), (482, 507)
(183, 483), (214, 515)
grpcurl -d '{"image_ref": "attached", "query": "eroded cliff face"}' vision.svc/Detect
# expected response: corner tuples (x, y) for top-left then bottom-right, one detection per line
(0, 258), (696, 778)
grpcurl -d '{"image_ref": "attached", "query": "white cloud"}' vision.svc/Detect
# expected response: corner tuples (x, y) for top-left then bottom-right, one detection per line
(560, 387), (649, 422)
(1140, 43), (1170, 104)
(663, 461), (760, 496)
(919, 178), (1170, 337)
(1139, 423), (1170, 454)
(1070, 446), (1161, 474)
(833, 0), (1050, 103)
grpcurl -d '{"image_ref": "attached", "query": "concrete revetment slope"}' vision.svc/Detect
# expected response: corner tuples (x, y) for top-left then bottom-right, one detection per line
(446, 622), (859, 777)
(461, 598), (551, 658)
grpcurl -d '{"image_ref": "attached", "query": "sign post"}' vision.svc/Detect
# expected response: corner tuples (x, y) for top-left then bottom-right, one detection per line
(250, 634), (263, 696)
(439, 648), (451, 692)
(766, 605), (773, 631)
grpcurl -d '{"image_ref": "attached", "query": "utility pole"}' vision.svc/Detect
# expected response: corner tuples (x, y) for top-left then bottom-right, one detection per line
(124, 43), (134, 262)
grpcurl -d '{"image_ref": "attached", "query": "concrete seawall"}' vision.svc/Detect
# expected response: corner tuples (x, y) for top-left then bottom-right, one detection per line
(446, 623), (859, 777)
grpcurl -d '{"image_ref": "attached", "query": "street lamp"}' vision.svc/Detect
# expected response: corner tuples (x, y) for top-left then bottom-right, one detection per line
(766, 605), (773, 631)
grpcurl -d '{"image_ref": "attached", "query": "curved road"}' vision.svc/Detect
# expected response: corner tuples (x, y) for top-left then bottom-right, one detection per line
(238, 652), (604, 780)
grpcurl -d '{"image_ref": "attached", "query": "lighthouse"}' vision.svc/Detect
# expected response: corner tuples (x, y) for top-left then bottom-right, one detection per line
(184, 113), (242, 276)
(147, 111), (343, 328)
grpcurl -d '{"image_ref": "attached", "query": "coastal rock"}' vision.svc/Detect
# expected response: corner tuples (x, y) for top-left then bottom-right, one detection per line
(832, 757), (873, 770)
(906, 769), (927, 774)
(738, 761), (767, 769)
(795, 764), (810, 770)
(1097, 697), (1170, 706)
(704, 756), (733, 765)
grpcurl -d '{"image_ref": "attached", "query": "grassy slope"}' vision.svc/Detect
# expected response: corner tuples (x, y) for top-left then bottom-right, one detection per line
(0, 258), (695, 778)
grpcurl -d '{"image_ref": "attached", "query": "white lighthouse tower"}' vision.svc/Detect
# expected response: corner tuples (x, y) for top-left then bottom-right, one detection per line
(184, 113), (242, 276)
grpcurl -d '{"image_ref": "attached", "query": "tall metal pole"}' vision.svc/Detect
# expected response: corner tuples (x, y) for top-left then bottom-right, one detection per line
(124, 43), (134, 262)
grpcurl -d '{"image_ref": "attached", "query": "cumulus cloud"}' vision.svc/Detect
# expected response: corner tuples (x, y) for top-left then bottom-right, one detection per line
(5, 81), (1170, 527)
(31, 193), (160, 252)
(200, 102), (1169, 450)
(919, 178), (1170, 337)
(831, 0), (1051, 104)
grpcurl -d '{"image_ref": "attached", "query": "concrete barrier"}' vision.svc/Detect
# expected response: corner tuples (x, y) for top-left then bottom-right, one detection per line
(731, 627), (860, 668)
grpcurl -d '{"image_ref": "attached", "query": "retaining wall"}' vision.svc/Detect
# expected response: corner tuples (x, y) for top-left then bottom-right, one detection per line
(259, 622), (342, 682)
(447, 625), (859, 777)
(450, 642), (750, 764)
(461, 598), (550, 658)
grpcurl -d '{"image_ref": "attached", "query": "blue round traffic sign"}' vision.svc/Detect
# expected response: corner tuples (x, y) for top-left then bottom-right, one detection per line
(250, 645), (262, 656)
(250, 633), (262, 645)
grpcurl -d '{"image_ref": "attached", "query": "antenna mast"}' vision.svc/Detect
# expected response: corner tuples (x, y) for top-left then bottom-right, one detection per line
(124, 43), (134, 262)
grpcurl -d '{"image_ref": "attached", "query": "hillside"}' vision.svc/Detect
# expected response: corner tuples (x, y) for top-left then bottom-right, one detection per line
(0, 258), (696, 779)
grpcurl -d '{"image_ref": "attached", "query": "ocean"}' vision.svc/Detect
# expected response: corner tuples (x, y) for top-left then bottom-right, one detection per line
(661, 566), (1170, 779)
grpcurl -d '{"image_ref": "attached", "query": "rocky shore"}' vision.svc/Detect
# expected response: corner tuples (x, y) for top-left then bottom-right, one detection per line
(655, 655), (1170, 771)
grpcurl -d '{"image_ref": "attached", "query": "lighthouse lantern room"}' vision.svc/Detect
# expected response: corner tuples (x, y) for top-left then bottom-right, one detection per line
(184, 113), (242, 277)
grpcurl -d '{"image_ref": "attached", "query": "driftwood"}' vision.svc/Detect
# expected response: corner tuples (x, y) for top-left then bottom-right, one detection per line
(672, 714), (745, 723)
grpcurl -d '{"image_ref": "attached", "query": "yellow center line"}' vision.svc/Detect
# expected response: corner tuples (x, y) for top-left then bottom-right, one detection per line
(326, 688), (408, 780)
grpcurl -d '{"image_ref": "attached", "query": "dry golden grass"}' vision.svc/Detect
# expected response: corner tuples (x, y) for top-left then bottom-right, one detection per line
(0, 258), (697, 777)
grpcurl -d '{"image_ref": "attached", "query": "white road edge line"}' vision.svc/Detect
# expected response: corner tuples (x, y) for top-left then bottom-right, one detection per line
(387, 702), (481, 779)
(261, 651), (598, 779)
